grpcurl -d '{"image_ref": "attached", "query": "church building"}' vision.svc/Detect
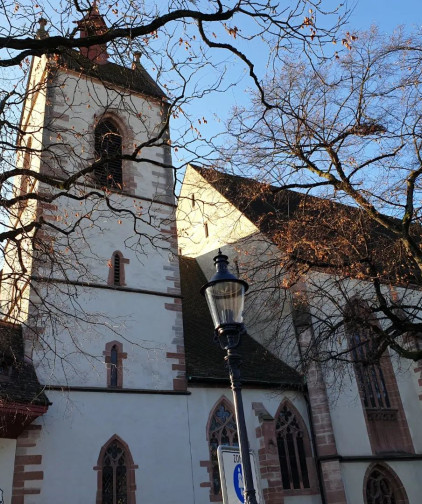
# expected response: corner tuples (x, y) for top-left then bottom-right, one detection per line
(0, 7), (421, 504)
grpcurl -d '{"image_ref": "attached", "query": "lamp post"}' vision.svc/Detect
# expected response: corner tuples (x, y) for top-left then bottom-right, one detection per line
(201, 250), (258, 504)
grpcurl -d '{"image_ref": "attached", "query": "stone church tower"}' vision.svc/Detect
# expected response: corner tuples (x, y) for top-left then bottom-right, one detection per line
(3, 7), (421, 504)
(0, 8), (190, 503)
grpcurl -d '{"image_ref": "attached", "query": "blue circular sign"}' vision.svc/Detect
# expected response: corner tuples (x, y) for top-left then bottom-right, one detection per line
(233, 463), (245, 503)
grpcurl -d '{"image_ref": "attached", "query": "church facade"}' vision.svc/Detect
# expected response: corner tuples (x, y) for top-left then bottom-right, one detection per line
(177, 165), (422, 504)
(0, 8), (422, 504)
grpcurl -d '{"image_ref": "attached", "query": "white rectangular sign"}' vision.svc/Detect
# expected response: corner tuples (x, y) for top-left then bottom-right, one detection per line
(217, 446), (262, 504)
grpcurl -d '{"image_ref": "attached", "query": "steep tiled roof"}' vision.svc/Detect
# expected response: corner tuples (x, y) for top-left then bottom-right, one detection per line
(0, 322), (49, 407)
(60, 50), (166, 99)
(191, 166), (422, 284)
(179, 256), (303, 388)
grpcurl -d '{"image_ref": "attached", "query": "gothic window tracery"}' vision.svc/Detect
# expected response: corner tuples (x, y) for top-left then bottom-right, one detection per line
(345, 300), (414, 454)
(95, 435), (137, 504)
(347, 303), (391, 410)
(365, 464), (408, 504)
(275, 402), (310, 490)
(102, 440), (128, 504)
(208, 399), (238, 496)
(95, 120), (123, 188)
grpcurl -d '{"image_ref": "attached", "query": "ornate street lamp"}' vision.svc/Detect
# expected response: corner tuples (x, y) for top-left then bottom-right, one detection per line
(201, 250), (258, 504)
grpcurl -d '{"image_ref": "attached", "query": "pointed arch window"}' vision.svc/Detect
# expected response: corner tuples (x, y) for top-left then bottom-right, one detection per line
(364, 464), (408, 504)
(94, 435), (138, 504)
(347, 303), (391, 410)
(208, 399), (238, 496)
(95, 120), (123, 188)
(103, 440), (127, 503)
(345, 301), (414, 454)
(275, 401), (311, 491)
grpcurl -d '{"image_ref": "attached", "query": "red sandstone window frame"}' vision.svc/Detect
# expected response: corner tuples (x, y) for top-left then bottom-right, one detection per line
(345, 300), (414, 454)
(275, 400), (316, 494)
(205, 396), (238, 502)
(94, 434), (138, 504)
(107, 251), (129, 287)
(363, 462), (409, 504)
(94, 119), (123, 189)
(103, 341), (127, 388)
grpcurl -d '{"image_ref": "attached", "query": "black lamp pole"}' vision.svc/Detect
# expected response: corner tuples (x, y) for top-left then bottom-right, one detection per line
(201, 250), (258, 504)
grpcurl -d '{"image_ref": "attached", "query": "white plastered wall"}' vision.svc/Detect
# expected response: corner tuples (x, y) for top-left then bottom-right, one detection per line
(11, 59), (181, 389)
(186, 386), (320, 504)
(177, 165), (259, 257)
(0, 55), (49, 321)
(178, 165), (299, 365)
(341, 460), (422, 504)
(0, 439), (16, 504)
(33, 391), (194, 504)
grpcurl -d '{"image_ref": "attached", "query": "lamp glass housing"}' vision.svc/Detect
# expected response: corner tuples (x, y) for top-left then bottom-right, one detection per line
(204, 279), (246, 329)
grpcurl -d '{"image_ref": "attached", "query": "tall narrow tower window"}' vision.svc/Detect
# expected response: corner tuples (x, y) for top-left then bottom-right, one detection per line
(108, 251), (129, 287)
(95, 120), (122, 188)
(103, 341), (127, 389)
(113, 254), (121, 286)
(110, 345), (118, 388)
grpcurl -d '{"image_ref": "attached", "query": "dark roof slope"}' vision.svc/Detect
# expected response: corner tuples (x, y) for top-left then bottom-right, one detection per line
(0, 322), (49, 407)
(191, 165), (303, 234)
(179, 256), (303, 388)
(192, 166), (422, 285)
(60, 50), (166, 99)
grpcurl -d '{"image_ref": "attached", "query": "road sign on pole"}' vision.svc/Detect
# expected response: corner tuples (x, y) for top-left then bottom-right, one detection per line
(217, 446), (262, 504)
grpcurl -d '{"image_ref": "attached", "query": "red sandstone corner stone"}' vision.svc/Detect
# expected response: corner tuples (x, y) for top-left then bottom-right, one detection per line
(12, 488), (41, 495)
(15, 455), (42, 465)
(13, 471), (44, 481)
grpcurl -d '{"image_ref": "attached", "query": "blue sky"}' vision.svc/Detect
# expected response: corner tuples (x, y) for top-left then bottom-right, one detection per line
(171, 0), (422, 174)
(349, 0), (421, 32)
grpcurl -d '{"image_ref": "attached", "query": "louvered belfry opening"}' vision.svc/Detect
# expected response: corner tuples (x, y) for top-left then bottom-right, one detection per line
(113, 254), (121, 286)
(94, 120), (123, 188)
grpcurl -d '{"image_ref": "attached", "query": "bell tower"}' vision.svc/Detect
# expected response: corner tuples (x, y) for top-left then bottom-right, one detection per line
(0, 11), (191, 504)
